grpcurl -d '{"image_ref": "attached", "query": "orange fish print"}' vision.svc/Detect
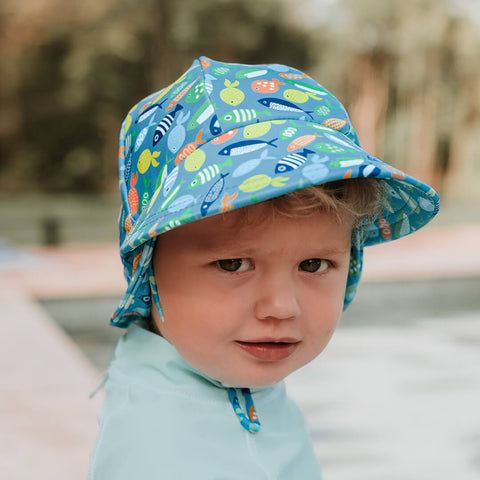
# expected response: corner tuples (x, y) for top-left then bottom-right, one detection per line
(166, 76), (201, 112)
(322, 118), (348, 130)
(131, 252), (142, 275)
(201, 58), (211, 69)
(138, 101), (152, 114)
(251, 78), (284, 93)
(248, 405), (259, 423)
(279, 72), (310, 80)
(377, 211), (392, 241)
(128, 172), (139, 215)
(220, 192), (238, 212)
(384, 165), (406, 179)
(124, 213), (133, 234)
(148, 219), (163, 238)
(287, 133), (320, 151)
(175, 129), (206, 165)
(118, 146), (126, 160)
(211, 129), (238, 145)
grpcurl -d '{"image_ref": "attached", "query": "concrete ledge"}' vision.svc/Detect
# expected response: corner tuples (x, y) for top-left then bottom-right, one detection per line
(0, 278), (103, 480)
(363, 224), (480, 281)
(4, 244), (125, 299)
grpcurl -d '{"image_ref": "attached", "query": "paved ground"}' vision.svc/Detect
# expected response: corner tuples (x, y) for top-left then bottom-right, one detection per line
(1, 214), (480, 479)
(287, 312), (480, 480)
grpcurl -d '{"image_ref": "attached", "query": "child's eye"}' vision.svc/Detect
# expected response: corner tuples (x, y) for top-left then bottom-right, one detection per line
(216, 258), (252, 273)
(299, 258), (329, 273)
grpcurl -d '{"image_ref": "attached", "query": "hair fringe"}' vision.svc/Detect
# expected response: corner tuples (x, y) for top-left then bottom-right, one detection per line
(234, 178), (383, 228)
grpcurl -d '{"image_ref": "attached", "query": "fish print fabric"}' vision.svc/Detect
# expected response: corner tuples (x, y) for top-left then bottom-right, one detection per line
(113, 56), (440, 327)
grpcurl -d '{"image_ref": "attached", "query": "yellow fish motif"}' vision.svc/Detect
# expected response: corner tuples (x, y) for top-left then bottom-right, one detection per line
(124, 115), (132, 134)
(239, 174), (289, 192)
(283, 89), (322, 103)
(243, 120), (286, 138)
(184, 149), (206, 172)
(138, 149), (160, 174)
(220, 80), (245, 106)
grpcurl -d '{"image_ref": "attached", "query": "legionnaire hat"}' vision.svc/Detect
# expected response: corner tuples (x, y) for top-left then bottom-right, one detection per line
(112, 56), (440, 328)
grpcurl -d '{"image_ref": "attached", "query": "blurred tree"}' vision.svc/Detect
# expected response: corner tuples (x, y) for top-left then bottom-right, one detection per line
(300, 0), (480, 198)
(0, 0), (310, 194)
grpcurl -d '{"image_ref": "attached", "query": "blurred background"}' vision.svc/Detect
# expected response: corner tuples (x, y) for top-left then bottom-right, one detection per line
(1, 0), (479, 479)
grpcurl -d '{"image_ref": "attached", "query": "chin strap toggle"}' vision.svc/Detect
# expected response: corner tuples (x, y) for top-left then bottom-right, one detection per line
(227, 387), (261, 433)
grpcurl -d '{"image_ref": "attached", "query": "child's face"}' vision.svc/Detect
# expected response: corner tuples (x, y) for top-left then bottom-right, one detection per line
(151, 203), (353, 388)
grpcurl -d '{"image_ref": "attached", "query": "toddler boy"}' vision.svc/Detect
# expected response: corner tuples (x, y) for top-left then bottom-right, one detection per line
(89, 57), (439, 479)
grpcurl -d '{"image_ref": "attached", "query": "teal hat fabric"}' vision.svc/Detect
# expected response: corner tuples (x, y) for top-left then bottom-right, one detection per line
(112, 56), (439, 328)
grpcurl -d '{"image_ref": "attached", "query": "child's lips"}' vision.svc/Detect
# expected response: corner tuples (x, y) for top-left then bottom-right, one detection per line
(235, 339), (300, 361)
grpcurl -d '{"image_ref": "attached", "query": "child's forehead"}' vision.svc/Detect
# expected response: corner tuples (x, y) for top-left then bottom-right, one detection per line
(157, 204), (267, 243)
(162, 202), (279, 238)
(156, 201), (353, 251)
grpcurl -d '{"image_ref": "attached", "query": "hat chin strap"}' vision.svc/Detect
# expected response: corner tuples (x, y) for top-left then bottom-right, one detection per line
(344, 227), (365, 310)
(227, 387), (261, 433)
(148, 262), (166, 326)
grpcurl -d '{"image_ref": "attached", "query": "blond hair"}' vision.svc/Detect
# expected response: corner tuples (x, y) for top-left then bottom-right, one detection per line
(233, 178), (382, 228)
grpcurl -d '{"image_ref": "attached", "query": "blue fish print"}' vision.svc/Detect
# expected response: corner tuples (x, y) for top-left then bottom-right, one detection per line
(302, 154), (329, 182)
(136, 98), (167, 124)
(204, 73), (217, 94)
(167, 194), (198, 213)
(136, 105), (159, 124)
(153, 104), (183, 147)
(167, 110), (190, 154)
(232, 149), (276, 178)
(257, 97), (313, 118)
(267, 64), (290, 73)
(275, 148), (314, 173)
(209, 115), (221, 136)
(200, 173), (228, 216)
(359, 164), (382, 177)
(134, 115), (156, 152)
(162, 165), (179, 197)
(219, 138), (278, 156)
(324, 132), (359, 151)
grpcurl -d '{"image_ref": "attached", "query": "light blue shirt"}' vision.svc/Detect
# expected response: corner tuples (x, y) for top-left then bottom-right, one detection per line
(89, 324), (322, 479)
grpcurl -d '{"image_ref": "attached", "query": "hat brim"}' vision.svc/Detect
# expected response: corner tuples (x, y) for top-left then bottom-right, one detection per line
(121, 120), (439, 254)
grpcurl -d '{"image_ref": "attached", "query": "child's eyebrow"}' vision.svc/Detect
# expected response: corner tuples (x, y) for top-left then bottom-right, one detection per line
(310, 246), (351, 256)
(193, 240), (253, 256)
(193, 240), (351, 258)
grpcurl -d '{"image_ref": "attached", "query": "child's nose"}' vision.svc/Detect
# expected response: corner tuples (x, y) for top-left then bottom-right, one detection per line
(254, 273), (301, 321)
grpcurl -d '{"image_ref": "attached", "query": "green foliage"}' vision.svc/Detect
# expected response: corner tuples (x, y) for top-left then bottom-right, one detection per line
(0, 0), (310, 193)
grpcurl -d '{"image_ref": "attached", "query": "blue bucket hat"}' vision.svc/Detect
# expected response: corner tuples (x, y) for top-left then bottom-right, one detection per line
(112, 56), (439, 328)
